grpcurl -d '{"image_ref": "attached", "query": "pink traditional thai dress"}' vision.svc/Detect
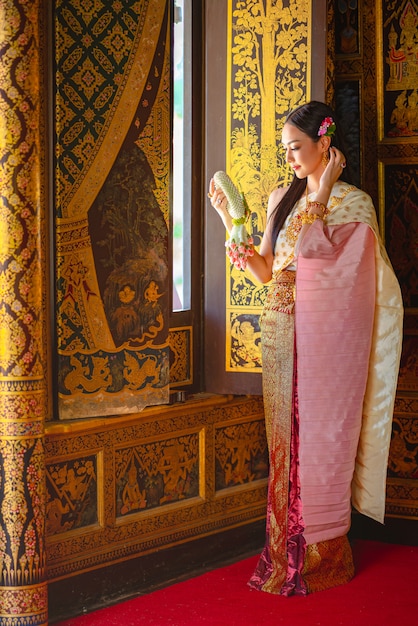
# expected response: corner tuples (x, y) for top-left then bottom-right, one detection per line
(249, 181), (403, 595)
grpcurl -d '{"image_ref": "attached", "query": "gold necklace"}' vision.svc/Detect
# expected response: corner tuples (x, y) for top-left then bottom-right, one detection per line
(285, 187), (330, 245)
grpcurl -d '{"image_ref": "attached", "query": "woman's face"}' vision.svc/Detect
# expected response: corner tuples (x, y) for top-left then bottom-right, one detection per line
(281, 122), (325, 179)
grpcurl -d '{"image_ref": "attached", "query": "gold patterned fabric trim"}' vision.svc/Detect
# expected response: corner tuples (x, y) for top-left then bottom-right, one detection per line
(265, 270), (296, 315)
(251, 306), (295, 593)
(303, 535), (355, 593)
(272, 182), (358, 276)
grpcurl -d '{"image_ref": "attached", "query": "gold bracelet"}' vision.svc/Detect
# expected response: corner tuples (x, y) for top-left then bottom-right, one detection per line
(301, 212), (323, 225)
(307, 200), (327, 213)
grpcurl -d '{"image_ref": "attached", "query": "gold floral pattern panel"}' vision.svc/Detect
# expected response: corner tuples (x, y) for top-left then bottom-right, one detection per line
(54, 0), (170, 419)
(225, 0), (310, 373)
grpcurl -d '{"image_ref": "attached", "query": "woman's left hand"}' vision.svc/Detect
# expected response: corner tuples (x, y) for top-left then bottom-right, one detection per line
(319, 147), (347, 192)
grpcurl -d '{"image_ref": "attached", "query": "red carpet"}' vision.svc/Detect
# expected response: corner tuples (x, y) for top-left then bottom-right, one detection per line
(55, 540), (417, 625)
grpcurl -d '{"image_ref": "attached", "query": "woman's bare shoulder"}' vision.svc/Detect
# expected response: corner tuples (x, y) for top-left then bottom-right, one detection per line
(267, 186), (288, 213)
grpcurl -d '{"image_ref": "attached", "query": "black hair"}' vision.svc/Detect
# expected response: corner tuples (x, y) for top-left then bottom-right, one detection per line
(269, 101), (355, 250)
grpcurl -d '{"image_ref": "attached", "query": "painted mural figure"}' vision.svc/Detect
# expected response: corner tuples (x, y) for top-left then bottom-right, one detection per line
(390, 91), (408, 134)
(399, 11), (418, 61)
(64, 355), (111, 394)
(209, 101), (403, 595)
(337, 0), (358, 54)
(121, 462), (147, 515)
(388, 427), (418, 476)
(407, 89), (418, 131)
(158, 443), (193, 504)
(387, 9), (418, 88)
(231, 318), (262, 368)
(144, 280), (163, 306)
(46, 497), (71, 535)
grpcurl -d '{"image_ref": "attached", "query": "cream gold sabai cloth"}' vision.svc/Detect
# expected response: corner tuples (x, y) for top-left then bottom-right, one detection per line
(275, 181), (403, 544)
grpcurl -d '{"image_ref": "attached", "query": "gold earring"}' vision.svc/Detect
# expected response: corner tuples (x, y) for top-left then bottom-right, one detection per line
(322, 151), (329, 167)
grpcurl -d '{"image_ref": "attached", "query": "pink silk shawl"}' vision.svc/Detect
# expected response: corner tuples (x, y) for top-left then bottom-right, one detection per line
(295, 199), (403, 544)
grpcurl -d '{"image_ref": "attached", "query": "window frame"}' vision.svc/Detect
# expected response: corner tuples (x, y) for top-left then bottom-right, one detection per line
(169, 0), (204, 393)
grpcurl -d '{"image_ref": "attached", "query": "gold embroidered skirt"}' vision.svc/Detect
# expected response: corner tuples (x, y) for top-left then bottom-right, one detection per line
(249, 269), (354, 595)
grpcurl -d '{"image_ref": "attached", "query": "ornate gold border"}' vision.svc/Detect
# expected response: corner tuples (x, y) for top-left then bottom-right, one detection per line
(168, 326), (193, 386)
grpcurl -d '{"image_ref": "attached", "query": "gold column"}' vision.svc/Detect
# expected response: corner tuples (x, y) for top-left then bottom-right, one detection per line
(0, 0), (48, 624)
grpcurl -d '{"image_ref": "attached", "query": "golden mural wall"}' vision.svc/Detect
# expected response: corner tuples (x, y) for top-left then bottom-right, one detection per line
(54, 0), (170, 419)
(225, 0), (310, 372)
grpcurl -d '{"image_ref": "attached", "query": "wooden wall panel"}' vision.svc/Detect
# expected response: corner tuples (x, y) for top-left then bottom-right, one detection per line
(45, 395), (267, 580)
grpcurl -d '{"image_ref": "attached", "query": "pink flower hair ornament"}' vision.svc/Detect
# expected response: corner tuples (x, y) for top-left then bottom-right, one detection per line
(317, 117), (336, 137)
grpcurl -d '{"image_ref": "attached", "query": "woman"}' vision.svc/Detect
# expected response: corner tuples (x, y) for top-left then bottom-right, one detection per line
(209, 101), (403, 595)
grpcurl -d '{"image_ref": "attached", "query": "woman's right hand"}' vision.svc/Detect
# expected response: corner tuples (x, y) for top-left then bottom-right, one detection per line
(208, 177), (232, 232)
